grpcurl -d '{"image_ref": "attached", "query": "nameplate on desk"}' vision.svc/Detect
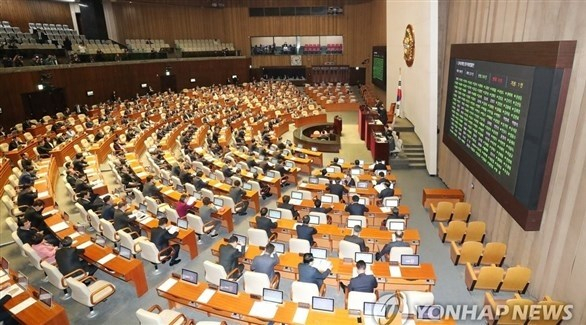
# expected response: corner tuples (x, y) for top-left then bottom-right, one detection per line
(157, 278), (177, 292)
(293, 306), (310, 324)
(139, 216), (155, 225)
(249, 301), (278, 319)
(97, 253), (116, 265)
(50, 221), (69, 233)
(76, 241), (93, 249)
(196, 288), (216, 304)
(8, 297), (36, 315)
(42, 209), (59, 217)
(389, 266), (402, 278)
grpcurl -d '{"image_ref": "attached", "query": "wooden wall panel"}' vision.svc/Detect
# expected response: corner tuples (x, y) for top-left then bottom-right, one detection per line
(0, 0), (73, 32)
(0, 58), (250, 129)
(438, 1), (586, 322)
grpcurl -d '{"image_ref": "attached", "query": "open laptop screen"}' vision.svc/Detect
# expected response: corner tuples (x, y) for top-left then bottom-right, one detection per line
(347, 219), (362, 228)
(181, 269), (198, 284)
(355, 252), (374, 264)
(39, 287), (52, 308)
(310, 247), (327, 259)
(268, 209), (281, 220)
(312, 296), (334, 312)
(291, 191), (303, 200)
(401, 254), (420, 266)
(219, 279), (238, 295)
(263, 288), (284, 304)
(118, 246), (132, 260)
(272, 241), (285, 254)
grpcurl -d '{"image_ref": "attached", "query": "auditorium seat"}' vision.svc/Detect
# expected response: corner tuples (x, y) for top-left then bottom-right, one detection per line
(346, 291), (377, 311)
(67, 276), (116, 318)
(429, 201), (453, 222)
(484, 292), (532, 325)
(479, 242), (507, 267)
(291, 281), (325, 304)
(462, 221), (486, 243)
(438, 220), (466, 243)
(136, 304), (192, 325)
(465, 263), (504, 291)
(499, 266), (531, 294)
(450, 241), (483, 266)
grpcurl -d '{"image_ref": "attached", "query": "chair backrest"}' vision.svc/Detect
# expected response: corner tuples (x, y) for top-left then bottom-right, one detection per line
(12, 167), (22, 177)
(347, 291), (376, 311)
(289, 238), (310, 253)
(87, 210), (101, 232)
(213, 170), (225, 181)
(434, 201), (454, 222)
(145, 196), (158, 215)
(11, 231), (26, 256)
(389, 247), (414, 264)
(136, 308), (165, 325)
(118, 230), (140, 254)
(185, 183), (196, 196)
(133, 188), (145, 206)
(322, 194), (339, 203)
(476, 265), (505, 290)
(186, 213), (204, 233)
(459, 241), (484, 265)
(243, 271), (271, 296)
(171, 176), (182, 188)
(100, 219), (118, 243)
(464, 221), (486, 243)
(298, 190), (312, 200)
(201, 188), (214, 200)
(66, 277), (92, 306)
(41, 261), (67, 290)
(203, 260), (228, 286)
(348, 215), (367, 227)
(75, 202), (89, 220)
(5, 217), (17, 232)
(452, 202), (471, 222)
(23, 243), (43, 270)
(339, 240), (361, 259)
(248, 228), (270, 247)
(218, 195), (235, 212)
(497, 297), (534, 324)
(481, 242), (507, 266)
(309, 211), (327, 224)
(528, 298), (566, 325)
(401, 291), (434, 315)
(274, 207), (293, 220)
(501, 266), (531, 293)
(445, 221), (467, 242)
(165, 208), (180, 224)
(382, 196), (400, 207)
(291, 281), (319, 304)
(137, 241), (161, 264)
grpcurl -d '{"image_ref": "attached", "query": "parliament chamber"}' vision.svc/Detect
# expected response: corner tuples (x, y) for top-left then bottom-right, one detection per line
(0, 0), (584, 324)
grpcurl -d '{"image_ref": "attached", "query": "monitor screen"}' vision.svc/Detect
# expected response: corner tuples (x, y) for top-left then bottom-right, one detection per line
(358, 198), (366, 205)
(308, 177), (318, 184)
(312, 296), (334, 312)
(157, 211), (166, 219)
(355, 252), (374, 264)
(219, 279), (238, 295)
(372, 46), (387, 89)
(338, 158), (345, 164)
(311, 147), (317, 152)
(285, 161), (294, 168)
(272, 241), (285, 254)
(177, 218), (188, 229)
(242, 182), (252, 190)
(320, 195), (333, 203)
(0, 257), (8, 271)
(95, 236), (106, 247)
(364, 302), (387, 317)
(310, 248), (327, 259)
(308, 215), (320, 225)
(291, 191), (303, 200)
(193, 192), (202, 201)
(350, 169), (361, 175)
(270, 158), (279, 165)
(17, 272), (28, 288)
(401, 254), (420, 266)
(347, 219), (362, 228)
(213, 198), (224, 207)
(263, 288), (284, 304)
(181, 269), (198, 284)
(118, 246), (132, 260)
(388, 220), (405, 231)
(266, 171), (276, 178)
(268, 209), (281, 219)
(358, 160), (364, 166)
(325, 167), (335, 173)
(139, 203), (147, 213)
(39, 287), (52, 308)
(357, 181), (369, 189)
(234, 234), (247, 247)
(384, 198), (399, 207)
(176, 184), (184, 192)
(224, 178), (232, 185)
(161, 178), (170, 186)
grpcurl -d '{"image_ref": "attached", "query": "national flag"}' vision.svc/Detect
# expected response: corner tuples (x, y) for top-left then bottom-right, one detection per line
(395, 72), (402, 116)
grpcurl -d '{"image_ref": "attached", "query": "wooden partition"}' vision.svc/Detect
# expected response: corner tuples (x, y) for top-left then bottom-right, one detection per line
(0, 0), (73, 32)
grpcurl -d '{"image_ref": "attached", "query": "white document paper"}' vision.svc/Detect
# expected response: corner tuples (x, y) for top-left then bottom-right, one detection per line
(0, 275), (9, 284)
(348, 188), (356, 193)
(0, 284), (24, 299)
(196, 288), (216, 304)
(292, 307), (310, 324)
(249, 301), (278, 319)
(380, 207), (392, 213)
(69, 232), (81, 239)
(158, 278), (177, 292)
(139, 216), (155, 225)
(38, 191), (49, 198)
(42, 209), (59, 217)
(76, 241), (93, 249)
(390, 266), (402, 278)
(8, 297), (36, 315)
(186, 197), (197, 206)
(374, 183), (386, 194)
(50, 221), (69, 233)
(96, 253), (116, 265)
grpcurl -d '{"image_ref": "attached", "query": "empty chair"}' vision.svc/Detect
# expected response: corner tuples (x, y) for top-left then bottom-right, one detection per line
(401, 291), (434, 316)
(339, 240), (361, 259)
(346, 291), (377, 311)
(389, 247), (414, 264)
(87, 210), (102, 233)
(203, 260), (239, 285)
(465, 263), (504, 291)
(243, 271), (279, 296)
(462, 221), (486, 243)
(41, 261), (87, 300)
(480, 242), (507, 267)
(165, 208), (180, 224)
(430, 201), (453, 222)
(66, 276), (116, 318)
(438, 220), (467, 243)
(499, 266), (531, 294)
(289, 238), (310, 253)
(137, 241), (174, 275)
(291, 281), (325, 304)
(136, 304), (192, 325)
(247, 228), (275, 247)
(528, 296), (567, 325)
(100, 219), (120, 246)
(2, 195), (24, 218)
(450, 241), (484, 266)
(132, 188), (145, 206)
(484, 292), (533, 325)
(451, 202), (471, 222)
(5, 217), (17, 232)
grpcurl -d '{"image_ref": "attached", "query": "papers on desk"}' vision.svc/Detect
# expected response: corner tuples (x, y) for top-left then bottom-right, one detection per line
(96, 253), (116, 265)
(299, 182), (307, 187)
(261, 176), (273, 182)
(162, 189), (175, 195)
(139, 216), (155, 225)
(0, 275), (9, 285)
(389, 266), (402, 278)
(292, 306), (310, 324)
(289, 199), (302, 206)
(91, 181), (104, 189)
(213, 182), (223, 188)
(348, 188), (356, 193)
(312, 259), (332, 272)
(1, 284), (24, 300)
(249, 301), (278, 319)
(34, 179), (46, 185)
(167, 226), (178, 235)
(157, 278), (177, 292)
(196, 288), (216, 304)
(50, 221), (69, 233)
(380, 207), (392, 213)
(69, 232), (81, 239)
(37, 173), (47, 178)
(136, 172), (149, 178)
(186, 197), (197, 206)
(8, 297), (36, 315)
(374, 183), (386, 194)
(37, 191), (49, 198)
(42, 209), (59, 217)
(76, 241), (93, 249)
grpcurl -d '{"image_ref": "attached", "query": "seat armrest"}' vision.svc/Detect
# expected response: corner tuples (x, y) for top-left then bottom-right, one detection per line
(157, 246), (175, 261)
(449, 241), (460, 265)
(319, 283), (326, 296)
(269, 233), (278, 242)
(270, 273), (280, 289)
(90, 282), (116, 305)
(438, 222), (447, 242)
(464, 262), (477, 290)
(169, 313), (188, 325)
(147, 304), (162, 313)
(226, 267), (239, 279)
(62, 268), (87, 287)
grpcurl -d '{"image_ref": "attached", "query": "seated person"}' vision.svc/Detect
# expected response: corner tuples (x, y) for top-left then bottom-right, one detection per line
(378, 182), (395, 201)
(219, 235), (244, 279)
(18, 166), (37, 187)
(191, 170), (208, 191)
(252, 172), (272, 199)
(198, 197), (221, 240)
(278, 195), (299, 219)
(16, 185), (37, 211)
(298, 252), (331, 288)
(310, 198), (333, 214)
(113, 200), (140, 234)
(229, 180), (249, 216)
(326, 178), (348, 201)
(371, 160), (387, 172)
(329, 157), (342, 168)
(17, 218), (40, 245)
(380, 207), (406, 228)
(175, 194), (195, 219)
(9, 137), (25, 151)
(143, 175), (164, 202)
(30, 233), (57, 264)
(72, 153), (88, 174)
(339, 260), (378, 293)
(24, 199), (49, 232)
(255, 207), (278, 238)
(296, 215), (318, 247)
(150, 217), (181, 266)
(345, 195), (369, 216)
(77, 191), (104, 212)
(251, 243), (280, 282)
(101, 195), (115, 221)
(343, 225), (368, 252)
(56, 236), (98, 276)
(376, 231), (410, 261)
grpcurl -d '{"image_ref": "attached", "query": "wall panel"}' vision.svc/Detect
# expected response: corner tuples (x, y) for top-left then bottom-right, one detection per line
(438, 1), (586, 322)
(0, 0), (72, 32)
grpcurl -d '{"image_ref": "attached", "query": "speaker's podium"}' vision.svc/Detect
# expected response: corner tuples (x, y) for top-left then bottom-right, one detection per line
(160, 74), (177, 92)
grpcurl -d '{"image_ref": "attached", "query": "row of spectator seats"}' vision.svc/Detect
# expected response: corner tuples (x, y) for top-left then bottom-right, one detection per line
(1, 21), (58, 50)
(27, 22), (78, 35)
(301, 44), (321, 53)
(325, 43), (343, 53)
(81, 40), (124, 55)
(125, 39), (170, 53)
(175, 39), (235, 52)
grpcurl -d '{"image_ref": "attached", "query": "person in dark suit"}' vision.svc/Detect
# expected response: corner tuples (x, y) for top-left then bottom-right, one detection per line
(55, 236), (97, 276)
(101, 195), (115, 221)
(329, 157), (342, 168)
(378, 182), (395, 201)
(150, 217), (181, 266)
(112, 201), (139, 233)
(255, 207), (277, 238)
(298, 253), (331, 288)
(0, 289), (19, 325)
(221, 159), (236, 178)
(380, 207), (406, 229)
(16, 218), (39, 245)
(191, 171), (208, 191)
(376, 231), (410, 261)
(77, 191), (103, 212)
(18, 166), (36, 187)
(251, 243), (280, 281)
(345, 195), (369, 215)
(16, 185), (37, 211)
(278, 195), (299, 219)
(72, 153), (88, 174)
(375, 171), (388, 185)
(326, 178), (348, 201)
(310, 199), (333, 214)
(296, 215), (318, 246)
(143, 175), (164, 201)
(36, 139), (52, 158)
(179, 163), (193, 184)
(24, 199), (49, 231)
(376, 102), (387, 126)
(372, 161), (387, 172)
(218, 235), (244, 279)
(339, 260), (378, 293)
(19, 153), (35, 171)
(343, 225), (368, 252)
(229, 180), (249, 215)
(8, 137), (24, 151)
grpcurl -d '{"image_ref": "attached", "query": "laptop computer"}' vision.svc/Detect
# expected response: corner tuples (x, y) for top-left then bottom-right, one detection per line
(181, 269), (198, 285)
(284, 161), (294, 169)
(387, 220), (405, 231)
(177, 218), (188, 229)
(268, 209), (281, 221)
(311, 248), (327, 259)
(161, 178), (170, 186)
(118, 246), (132, 260)
(38, 287), (53, 308)
(262, 288), (284, 304)
(219, 279), (238, 295)
(138, 203), (148, 214)
(384, 198), (399, 207)
(289, 191), (303, 205)
(1, 257), (8, 272)
(364, 302), (387, 318)
(95, 235), (107, 247)
(272, 241), (285, 255)
(17, 272), (28, 289)
(157, 210), (166, 219)
(350, 168), (361, 176)
(308, 177), (319, 184)
(354, 252), (374, 275)
(320, 195), (333, 205)
(308, 215), (320, 225)
(347, 219), (363, 228)
(325, 167), (335, 173)
(266, 171), (276, 178)
(337, 158), (345, 164)
(213, 197), (224, 208)
(400, 254), (420, 267)
(192, 192), (202, 201)
(357, 181), (369, 189)
(224, 178), (233, 185)
(234, 233), (248, 253)
(312, 296), (334, 312)
(242, 182), (252, 191)
(358, 198), (367, 205)
(175, 184), (184, 192)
